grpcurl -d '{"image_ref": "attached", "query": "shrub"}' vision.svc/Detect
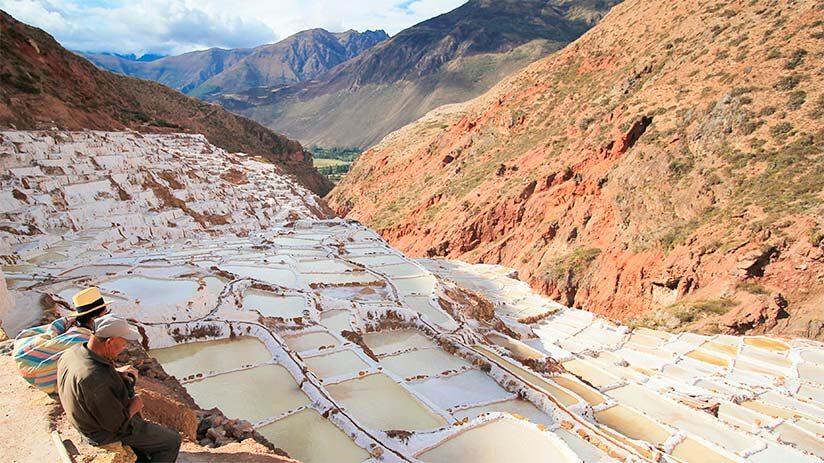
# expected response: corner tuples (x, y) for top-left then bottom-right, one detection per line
(787, 91), (807, 110)
(811, 227), (824, 247)
(774, 75), (801, 91)
(784, 49), (807, 69)
(546, 247), (601, 280)
(769, 122), (794, 140)
(758, 106), (776, 116)
(766, 48), (782, 59)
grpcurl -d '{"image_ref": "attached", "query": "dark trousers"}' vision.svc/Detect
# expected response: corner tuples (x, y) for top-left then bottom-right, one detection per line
(120, 416), (182, 463)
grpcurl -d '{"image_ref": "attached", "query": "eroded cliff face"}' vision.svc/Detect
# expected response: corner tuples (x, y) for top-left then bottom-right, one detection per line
(328, 0), (824, 339)
(0, 270), (13, 338)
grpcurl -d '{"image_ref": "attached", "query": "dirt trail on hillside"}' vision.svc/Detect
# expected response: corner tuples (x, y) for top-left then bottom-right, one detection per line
(0, 355), (60, 463)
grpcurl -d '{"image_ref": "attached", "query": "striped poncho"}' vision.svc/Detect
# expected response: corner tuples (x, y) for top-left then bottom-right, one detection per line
(13, 317), (92, 394)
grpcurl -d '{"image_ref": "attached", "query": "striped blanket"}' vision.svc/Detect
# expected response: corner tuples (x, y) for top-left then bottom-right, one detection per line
(13, 317), (92, 394)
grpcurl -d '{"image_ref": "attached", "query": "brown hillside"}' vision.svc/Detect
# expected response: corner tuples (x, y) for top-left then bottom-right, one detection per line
(0, 10), (331, 195)
(329, 0), (824, 339)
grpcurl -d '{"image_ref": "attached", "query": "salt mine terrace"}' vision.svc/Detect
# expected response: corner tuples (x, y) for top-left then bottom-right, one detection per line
(1, 132), (823, 463)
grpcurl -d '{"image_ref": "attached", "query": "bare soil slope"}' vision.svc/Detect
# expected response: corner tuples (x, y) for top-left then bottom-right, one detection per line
(329, 0), (824, 339)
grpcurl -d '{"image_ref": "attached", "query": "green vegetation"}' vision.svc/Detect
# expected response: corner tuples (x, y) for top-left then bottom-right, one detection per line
(671, 299), (738, 323)
(737, 281), (769, 295)
(784, 49), (807, 69)
(811, 227), (824, 247)
(309, 146), (363, 183)
(545, 247), (601, 281)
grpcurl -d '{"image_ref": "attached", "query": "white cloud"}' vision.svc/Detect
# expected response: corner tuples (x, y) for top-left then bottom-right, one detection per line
(0, 0), (466, 55)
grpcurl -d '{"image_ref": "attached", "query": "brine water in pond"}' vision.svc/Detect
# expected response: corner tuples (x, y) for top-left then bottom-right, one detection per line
(150, 336), (271, 378)
(184, 364), (310, 423)
(410, 370), (511, 410)
(221, 264), (299, 288)
(256, 409), (369, 463)
(362, 329), (437, 356)
(418, 419), (575, 463)
(326, 373), (446, 430)
(100, 276), (199, 306)
(380, 348), (470, 379)
(242, 289), (306, 318)
(283, 331), (339, 352)
(319, 310), (351, 333)
(451, 399), (553, 426)
(304, 349), (369, 379)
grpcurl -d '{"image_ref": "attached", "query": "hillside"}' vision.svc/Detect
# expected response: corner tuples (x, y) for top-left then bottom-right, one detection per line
(0, 10), (330, 194)
(217, 0), (619, 148)
(328, 0), (824, 339)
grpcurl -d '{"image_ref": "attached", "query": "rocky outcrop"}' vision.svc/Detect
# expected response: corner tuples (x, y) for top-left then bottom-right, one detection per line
(328, 0), (824, 339)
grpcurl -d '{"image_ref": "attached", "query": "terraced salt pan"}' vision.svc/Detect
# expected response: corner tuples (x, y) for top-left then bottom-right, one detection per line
(150, 336), (271, 378)
(304, 350), (369, 379)
(317, 285), (390, 301)
(362, 329), (438, 356)
(256, 409), (369, 463)
(282, 331), (339, 352)
(294, 259), (357, 274)
(348, 254), (408, 267)
(594, 404), (671, 445)
(451, 399), (553, 426)
(300, 272), (383, 286)
(242, 289), (306, 318)
(220, 264), (299, 288)
(417, 419), (577, 463)
(203, 277), (226, 295)
(99, 276), (200, 306)
(671, 437), (737, 463)
(392, 275), (436, 296)
(403, 295), (456, 326)
(326, 373), (446, 430)
(59, 265), (130, 278)
(410, 370), (512, 410)
(319, 310), (352, 333)
(184, 364), (310, 423)
(380, 348), (471, 379)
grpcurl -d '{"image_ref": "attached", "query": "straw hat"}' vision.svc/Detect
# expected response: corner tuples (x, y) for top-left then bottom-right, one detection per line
(69, 287), (112, 317)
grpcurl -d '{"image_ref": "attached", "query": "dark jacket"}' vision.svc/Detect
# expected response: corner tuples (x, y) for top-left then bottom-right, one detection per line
(56, 343), (133, 445)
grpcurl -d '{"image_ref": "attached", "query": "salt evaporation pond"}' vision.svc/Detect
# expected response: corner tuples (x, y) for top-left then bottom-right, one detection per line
(150, 336), (271, 378)
(221, 264), (299, 288)
(295, 259), (358, 273)
(319, 310), (351, 333)
(594, 404), (672, 445)
(380, 348), (470, 379)
(242, 289), (306, 318)
(392, 275), (436, 295)
(326, 373), (446, 430)
(256, 409), (369, 463)
(282, 331), (339, 352)
(362, 329), (437, 356)
(304, 349), (369, 379)
(99, 276), (199, 306)
(451, 399), (554, 426)
(410, 370), (512, 410)
(184, 364), (311, 423)
(418, 419), (576, 463)
(300, 272), (383, 286)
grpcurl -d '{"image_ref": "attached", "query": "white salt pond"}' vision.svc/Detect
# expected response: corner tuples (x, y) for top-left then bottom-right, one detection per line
(256, 409), (369, 463)
(348, 254), (408, 267)
(221, 264), (299, 288)
(410, 370), (512, 410)
(295, 259), (358, 273)
(184, 364), (310, 423)
(326, 373), (447, 430)
(300, 272), (383, 286)
(362, 329), (438, 356)
(59, 265), (130, 278)
(451, 399), (554, 426)
(99, 276), (200, 306)
(403, 296), (455, 326)
(392, 275), (437, 295)
(417, 419), (576, 463)
(380, 348), (470, 379)
(242, 289), (306, 318)
(319, 310), (351, 333)
(282, 331), (339, 352)
(305, 349), (369, 379)
(203, 276), (226, 295)
(150, 336), (271, 378)
(594, 404), (671, 445)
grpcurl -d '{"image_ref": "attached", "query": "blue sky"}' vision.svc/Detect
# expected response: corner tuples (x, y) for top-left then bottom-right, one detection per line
(0, 0), (465, 56)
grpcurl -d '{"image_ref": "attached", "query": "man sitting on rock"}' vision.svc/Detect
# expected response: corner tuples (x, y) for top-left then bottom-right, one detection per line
(58, 314), (181, 462)
(14, 287), (111, 396)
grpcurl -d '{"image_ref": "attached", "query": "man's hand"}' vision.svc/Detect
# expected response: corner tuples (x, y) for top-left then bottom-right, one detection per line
(116, 365), (139, 380)
(127, 394), (144, 418)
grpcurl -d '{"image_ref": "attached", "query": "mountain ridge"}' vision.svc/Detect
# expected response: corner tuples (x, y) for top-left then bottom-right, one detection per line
(218, 0), (621, 148)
